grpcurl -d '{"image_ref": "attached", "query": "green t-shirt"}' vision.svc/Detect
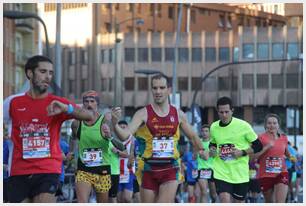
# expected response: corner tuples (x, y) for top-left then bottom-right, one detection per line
(210, 117), (257, 183)
(197, 140), (213, 169)
(109, 142), (120, 175)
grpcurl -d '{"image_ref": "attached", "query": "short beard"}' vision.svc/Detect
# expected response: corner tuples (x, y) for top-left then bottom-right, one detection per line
(32, 74), (48, 94)
(32, 81), (48, 94)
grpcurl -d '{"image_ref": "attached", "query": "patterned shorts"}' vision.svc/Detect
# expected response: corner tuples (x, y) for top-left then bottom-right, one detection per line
(76, 170), (111, 193)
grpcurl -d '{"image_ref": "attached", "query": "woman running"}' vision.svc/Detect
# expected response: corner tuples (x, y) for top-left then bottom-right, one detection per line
(255, 113), (292, 203)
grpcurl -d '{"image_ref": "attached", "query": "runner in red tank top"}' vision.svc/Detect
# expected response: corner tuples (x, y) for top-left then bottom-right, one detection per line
(111, 73), (208, 203)
(253, 113), (292, 203)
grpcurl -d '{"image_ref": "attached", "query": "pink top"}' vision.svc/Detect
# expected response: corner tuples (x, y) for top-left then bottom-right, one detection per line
(257, 132), (288, 178)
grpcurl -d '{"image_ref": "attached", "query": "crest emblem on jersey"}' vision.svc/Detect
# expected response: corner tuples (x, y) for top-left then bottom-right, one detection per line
(152, 117), (158, 123)
(170, 116), (175, 122)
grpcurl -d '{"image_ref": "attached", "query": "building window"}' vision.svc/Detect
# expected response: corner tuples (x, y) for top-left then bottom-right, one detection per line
(108, 49), (114, 63)
(81, 49), (88, 64)
(242, 43), (254, 59)
(247, 18), (251, 27)
(137, 4), (141, 13)
(68, 50), (75, 65)
(115, 3), (119, 10)
(227, 15), (232, 29)
(219, 47), (230, 62)
(238, 15), (244, 26)
(125, 77), (134, 91)
(125, 48), (135, 62)
(138, 48), (148, 62)
(289, 17), (300, 27)
(286, 74), (299, 88)
(287, 42), (299, 59)
(127, 26), (133, 33)
(150, 4), (155, 16)
(105, 22), (111, 32)
(138, 77), (148, 90)
(253, 106), (270, 125)
(204, 77), (217, 91)
(272, 74), (283, 89)
(257, 74), (268, 89)
(165, 47), (174, 61)
(100, 49), (105, 63)
(69, 80), (74, 93)
(15, 34), (23, 62)
(126, 3), (133, 12)
(218, 14), (225, 28)
(101, 78), (107, 91)
(274, 5), (278, 14)
(256, 18), (261, 27)
(242, 74), (254, 89)
(257, 43), (269, 59)
(157, 4), (162, 17)
(191, 77), (202, 90)
(178, 77), (188, 91)
(218, 77), (230, 91)
(178, 48), (189, 62)
(192, 48), (202, 62)
(109, 49), (113, 63)
(232, 76), (238, 90)
(272, 43), (284, 59)
(168, 6), (174, 19)
(151, 47), (162, 62)
(109, 78), (113, 91)
(81, 79), (86, 92)
(191, 10), (196, 23)
(205, 47), (216, 62)
(232, 47), (239, 62)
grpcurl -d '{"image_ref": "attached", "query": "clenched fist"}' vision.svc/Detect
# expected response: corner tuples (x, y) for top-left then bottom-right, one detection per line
(111, 107), (122, 125)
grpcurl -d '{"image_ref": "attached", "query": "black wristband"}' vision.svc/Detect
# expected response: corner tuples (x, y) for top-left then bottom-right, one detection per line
(242, 150), (247, 156)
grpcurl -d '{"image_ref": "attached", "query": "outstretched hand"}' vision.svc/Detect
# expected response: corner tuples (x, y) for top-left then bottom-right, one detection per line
(47, 100), (68, 116)
(111, 107), (122, 125)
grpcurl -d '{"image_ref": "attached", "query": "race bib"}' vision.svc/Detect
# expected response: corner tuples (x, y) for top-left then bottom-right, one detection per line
(152, 137), (174, 158)
(119, 172), (130, 183)
(249, 169), (257, 179)
(22, 136), (50, 159)
(199, 169), (212, 179)
(192, 169), (198, 179)
(20, 123), (51, 159)
(219, 144), (235, 161)
(265, 157), (282, 173)
(83, 148), (103, 167)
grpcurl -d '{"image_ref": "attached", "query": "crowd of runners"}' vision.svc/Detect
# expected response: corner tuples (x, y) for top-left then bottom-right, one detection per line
(3, 55), (303, 203)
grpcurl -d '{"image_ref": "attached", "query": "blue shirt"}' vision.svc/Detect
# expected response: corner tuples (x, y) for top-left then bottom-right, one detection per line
(286, 145), (297, 169)
(182, 151), (198, 183)
(59, 139), (69, 182)
(3, 139), (10, 179)
(295, 155), (303, 175)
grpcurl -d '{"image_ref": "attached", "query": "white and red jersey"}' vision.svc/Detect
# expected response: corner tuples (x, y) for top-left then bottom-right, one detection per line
(3, 92), (76, 176)
(119, 135), (135, 183)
